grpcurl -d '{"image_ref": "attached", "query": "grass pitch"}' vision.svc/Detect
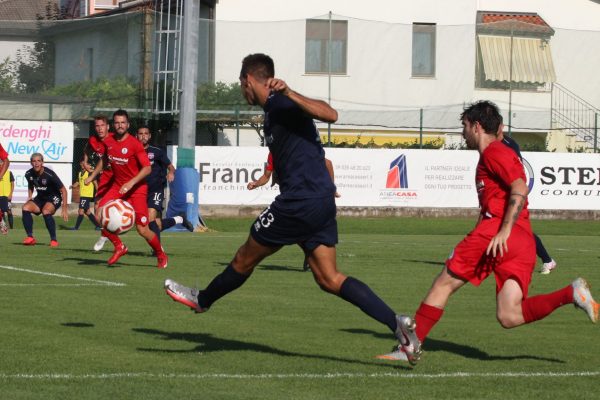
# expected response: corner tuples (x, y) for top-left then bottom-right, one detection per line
(0, 216), (599, 399)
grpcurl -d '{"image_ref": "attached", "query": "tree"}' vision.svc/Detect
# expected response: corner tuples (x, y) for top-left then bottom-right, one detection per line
(0, 57), (17, 94)
(14, 1), (60, 93)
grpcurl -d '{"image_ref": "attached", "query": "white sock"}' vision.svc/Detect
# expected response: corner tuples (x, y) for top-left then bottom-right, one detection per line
(173, 216), (183, 224)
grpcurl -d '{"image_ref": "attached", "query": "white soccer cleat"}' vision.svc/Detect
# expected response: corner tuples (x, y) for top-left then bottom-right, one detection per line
(0, 220), (7, 235)
(376, 345), (409, 362)
(572, 278), (599, 323)
(93, 236), (109, 252)
(540, 259), (557, 275)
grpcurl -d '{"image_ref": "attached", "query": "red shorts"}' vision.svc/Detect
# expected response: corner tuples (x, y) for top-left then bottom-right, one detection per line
(98, 185), (149, 227)
(446, 217), (536, 297)
(96, 170), (114, 199)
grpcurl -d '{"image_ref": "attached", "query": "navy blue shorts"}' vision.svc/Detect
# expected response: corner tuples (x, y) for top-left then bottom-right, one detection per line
(250, 196), (338, 251)
(32, 195), (62, 214)
(147, 190), (164, 212)
(79, 196), (94, 211)
(0, 196), (8, 212)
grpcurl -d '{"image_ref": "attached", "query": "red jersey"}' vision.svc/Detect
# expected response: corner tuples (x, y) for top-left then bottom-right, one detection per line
(476, 140), (529, 220)
(0, 143), (8, 160)
(88, 133), (114, 180)
(266, 152), (273, 171)
(102, 133), (151, 189)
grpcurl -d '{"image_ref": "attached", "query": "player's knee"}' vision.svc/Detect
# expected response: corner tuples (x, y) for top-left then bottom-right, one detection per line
(314, 273), (343, 294)
(496, 311), (519, 329)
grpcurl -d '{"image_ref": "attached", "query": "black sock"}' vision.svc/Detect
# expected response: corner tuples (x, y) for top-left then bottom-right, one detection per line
(74, 215), (84, 229)
(161, 217), (176, 231)
(8, 212), (13, 229)
(43, 214), (57, 241)
(198, 264), (250, 309)
(22, 211), (33, 236)
(149, 221), (161, 241)
(87, 213), (101, 228)
(534, 234), (552, 263)
(339, 276), (397, 333)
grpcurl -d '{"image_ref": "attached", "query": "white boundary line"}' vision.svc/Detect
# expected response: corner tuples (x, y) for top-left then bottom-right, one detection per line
(0, 371), (598, 380)
(0, 265), (126, 287)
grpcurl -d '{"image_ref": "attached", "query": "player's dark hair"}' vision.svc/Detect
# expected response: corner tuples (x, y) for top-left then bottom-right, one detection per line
(113, 109), (130, 122)
(137, 125), (150, 133)
(94, 115), (108, 124)
(240, 53), (275, 82)
(460, 100), (503, 135)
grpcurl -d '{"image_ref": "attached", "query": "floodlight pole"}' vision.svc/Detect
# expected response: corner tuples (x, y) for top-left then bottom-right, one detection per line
(327, 10), (332, 146)
(178, 0), (200, 167)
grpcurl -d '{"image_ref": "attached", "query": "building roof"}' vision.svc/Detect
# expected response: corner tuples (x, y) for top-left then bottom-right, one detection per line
(477, 11), (555, 36)
(0, 0), (59, 20)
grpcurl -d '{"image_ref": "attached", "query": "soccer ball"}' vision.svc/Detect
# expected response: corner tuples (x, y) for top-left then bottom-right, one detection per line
(101, 199), (135, 234)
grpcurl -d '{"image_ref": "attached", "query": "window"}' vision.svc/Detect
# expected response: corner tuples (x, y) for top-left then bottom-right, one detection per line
(305, 19), (347, 74)
(412, 23), (436, 77)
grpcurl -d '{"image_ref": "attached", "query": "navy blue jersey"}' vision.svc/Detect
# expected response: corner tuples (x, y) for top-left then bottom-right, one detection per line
(25, 167), (64, 201)
(145, 145), (172, 192)
(263, 92), (336, 200)
(501, 135), (523, 160)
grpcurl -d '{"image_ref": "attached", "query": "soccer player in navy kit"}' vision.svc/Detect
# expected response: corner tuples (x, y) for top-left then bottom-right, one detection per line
(136, 126), (193, 240)
(22, 153), (69, 246)
(164, 53), (421, 363)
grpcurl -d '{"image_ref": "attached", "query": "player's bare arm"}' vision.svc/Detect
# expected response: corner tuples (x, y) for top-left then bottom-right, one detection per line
(166, 164), (175, 183)
(486, 178), (528, 257)
(60, 186), (69, 221)
(248, 169), (272, 190)
(267, 78), (338, 123)
(119, 165), (151, 195)
(85, 158), (103, 185)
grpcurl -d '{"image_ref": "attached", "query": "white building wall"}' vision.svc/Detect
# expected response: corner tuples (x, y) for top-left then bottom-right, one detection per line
(214, 0), (600, 121)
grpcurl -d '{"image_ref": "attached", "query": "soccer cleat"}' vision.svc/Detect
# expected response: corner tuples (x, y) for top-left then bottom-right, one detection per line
(49, 240), (59, 247)
(394, 314), (422, 365)
(179, 212), (194, 232)
(22, 236), (36, 246)
(376, 345), (409, 362)
(93, 236), (109, 252)
(68, 227), (79, 231)
(107, 244), (128, 266)
(157, 252), (168, 269)
(0, 220), (7, 234)
(540, 259), (557, 275)
(164, 279), (207, 313)
(572, 278), (599, 323)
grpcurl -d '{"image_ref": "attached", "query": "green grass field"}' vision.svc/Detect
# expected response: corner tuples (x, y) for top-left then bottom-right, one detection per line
(0, 216), (599, 399)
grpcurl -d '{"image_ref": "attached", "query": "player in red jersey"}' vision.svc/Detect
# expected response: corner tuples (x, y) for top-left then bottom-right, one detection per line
(383, 101), (599, 363)
(86, 109), (168, 268)
(84, 115), (115, 251)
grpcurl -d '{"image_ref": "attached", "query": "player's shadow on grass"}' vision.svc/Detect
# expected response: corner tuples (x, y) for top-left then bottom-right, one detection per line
(340, 329), (564, 363)
(215, 261), (305, 273)
(133, 327), (412, 369)
(403, 259), (446, 267)
(61, 322), (95, 328)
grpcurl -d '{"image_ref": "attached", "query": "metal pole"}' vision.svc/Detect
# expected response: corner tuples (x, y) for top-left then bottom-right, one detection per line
(177, 0), (199, 167)
(235, 105), (240, 146)
(419, 108), (423, 149)
(327, 11), (332, 147)
(594, 113), (598, 153)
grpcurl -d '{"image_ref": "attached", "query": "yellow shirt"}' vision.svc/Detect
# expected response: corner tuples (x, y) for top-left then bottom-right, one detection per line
(78, 170), (95, 198)
(0, 170), (12, 197)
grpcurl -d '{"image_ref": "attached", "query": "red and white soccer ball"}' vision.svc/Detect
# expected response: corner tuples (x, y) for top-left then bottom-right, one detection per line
(101, 199), (135, 234)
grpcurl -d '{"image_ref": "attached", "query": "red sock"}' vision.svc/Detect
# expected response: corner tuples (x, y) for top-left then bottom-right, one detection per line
(521, 285), (573, 323)
(415, 302), (444, 343)
(102, 229), (123, 248)
(147, 234), (165, 256)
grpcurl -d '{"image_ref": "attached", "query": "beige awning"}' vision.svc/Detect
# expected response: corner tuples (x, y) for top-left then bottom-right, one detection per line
(478, 35), (556, 83)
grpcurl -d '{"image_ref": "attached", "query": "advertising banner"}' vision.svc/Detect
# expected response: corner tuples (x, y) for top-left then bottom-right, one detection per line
(0, 120), (74, 163)
(169, 146), (600, 211)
